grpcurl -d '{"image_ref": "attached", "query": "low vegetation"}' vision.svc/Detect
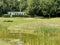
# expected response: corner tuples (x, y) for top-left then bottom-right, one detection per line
(0, 17), (60, 45)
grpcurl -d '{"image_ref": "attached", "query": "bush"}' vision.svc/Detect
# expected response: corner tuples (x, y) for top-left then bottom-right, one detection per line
(2, 14), (30, 17)
(3, 14), (10, 17)
(12, 14), (30, 17)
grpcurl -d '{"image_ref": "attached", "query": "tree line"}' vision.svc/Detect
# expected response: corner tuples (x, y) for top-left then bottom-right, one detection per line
(0, 0), (60, 17)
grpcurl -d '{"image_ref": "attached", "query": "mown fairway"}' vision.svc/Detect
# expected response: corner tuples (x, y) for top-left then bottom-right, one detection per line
(0, 17), (60, 45)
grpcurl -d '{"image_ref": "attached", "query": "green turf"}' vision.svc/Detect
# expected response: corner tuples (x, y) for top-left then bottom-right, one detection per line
(0, 17), (60, 45)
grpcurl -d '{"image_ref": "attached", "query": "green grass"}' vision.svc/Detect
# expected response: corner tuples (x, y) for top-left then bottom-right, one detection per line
(0, 39), (11, 45)
(0, 17), (60, 45)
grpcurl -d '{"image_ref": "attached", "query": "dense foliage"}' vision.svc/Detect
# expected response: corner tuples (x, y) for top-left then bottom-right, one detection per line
(27, 0), (60, 17)
(0, 0), (60, 17)
(0, 0), (27, 16)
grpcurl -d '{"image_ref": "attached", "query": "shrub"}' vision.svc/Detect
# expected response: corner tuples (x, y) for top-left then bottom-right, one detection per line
(12, 14), (30, 17)
(2, 14), (30, 17)
(3, 14), (10, 17)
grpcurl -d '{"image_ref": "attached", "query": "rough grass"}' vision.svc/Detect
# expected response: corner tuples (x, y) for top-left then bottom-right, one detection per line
(0, 40), (11, 45)
(0, 17), (60, 45)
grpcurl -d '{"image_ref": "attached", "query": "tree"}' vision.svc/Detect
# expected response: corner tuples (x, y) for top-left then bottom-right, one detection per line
(27, 0), (41, 17)
(27, 0), (60, 18)
(40, 0), (58, 18)
(20, 0), (28, 11)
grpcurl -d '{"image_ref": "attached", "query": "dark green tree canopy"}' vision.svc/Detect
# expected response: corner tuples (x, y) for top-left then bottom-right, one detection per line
(0, 0), (60, 17)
